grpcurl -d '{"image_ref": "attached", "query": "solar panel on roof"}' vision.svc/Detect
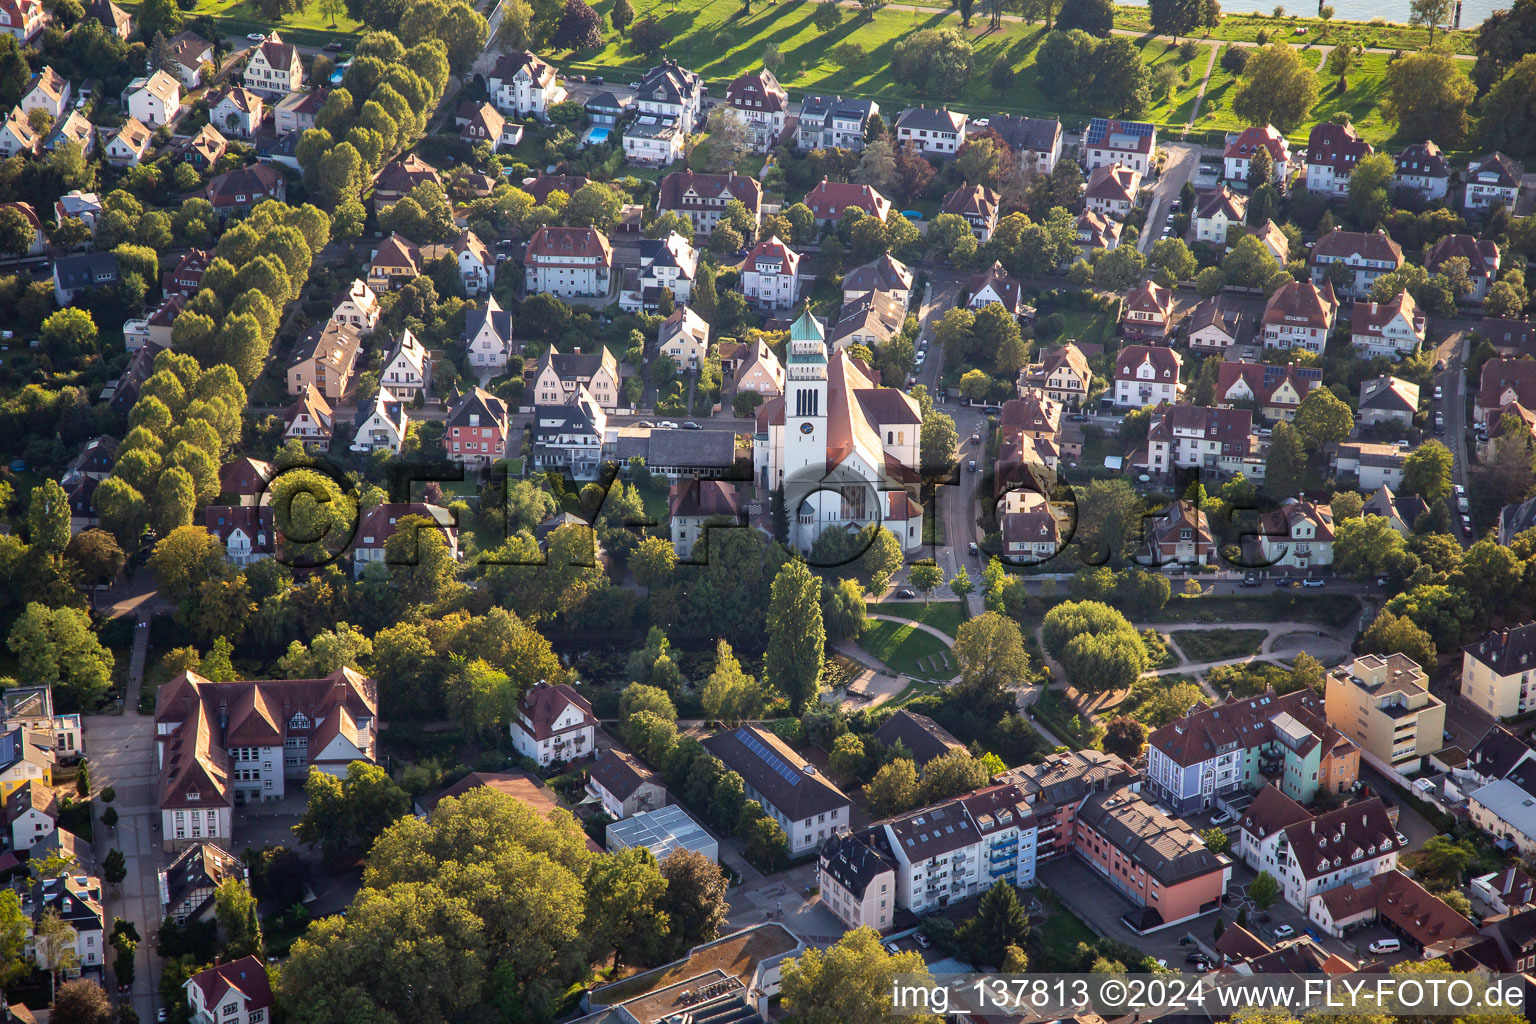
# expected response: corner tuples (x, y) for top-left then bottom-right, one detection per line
(736, 728), (801, 787)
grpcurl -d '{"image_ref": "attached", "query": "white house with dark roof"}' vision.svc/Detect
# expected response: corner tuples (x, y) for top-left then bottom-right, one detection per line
(185, 955), (273, 1024)
(533, 385), (606, 478)
(488, 50), (564, 118)
(1394, 141), (1450, 201)
(668, 478), (741, 557)
(657, 169), (763, 236)
(511, 681), (596, 766)
(724, 66), (787, 152)
(243, 32), (302, 97)
(160, 841), (244, 925)
(207, 85), (262, 139)
(941, 183), (1001, 240)
(894, 104), (966, 156)
(586, 750), (666, 819)
(165, 31), (213, 88)
(1262, 279), (1340, 354)
(1357, 374), (1419, 428)
(1305, 121), (1372, 197)
(1194, 187), (1246, 245)
(524, 226), (611, 297)
(350, 388), (408, 454)
(1465, 153), (1523, 211)
(633, 58), (704, 130)
(742, 235), (800, 310)
(203, 505), (274, 566)
(634, 231), (697, 309)
(703, 725), (850, 854)
(986, 113), (1062, 173)
(464, 294), (513, 370)
(1462, 623), (1536, 719)
(1310, 228), (1405, 299)
(658, 306), (710, 371)
(1113, 344), (1181, 407)
(796, 94), (877, 151)
(842, 253), (913, 307)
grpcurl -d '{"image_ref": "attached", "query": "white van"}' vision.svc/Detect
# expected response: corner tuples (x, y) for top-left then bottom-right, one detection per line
(1368, 938), (1401, 954)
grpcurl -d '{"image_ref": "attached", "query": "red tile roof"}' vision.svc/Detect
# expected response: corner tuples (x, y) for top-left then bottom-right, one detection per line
(515, 681), (594, 741)
(189, 956), (274, 1012)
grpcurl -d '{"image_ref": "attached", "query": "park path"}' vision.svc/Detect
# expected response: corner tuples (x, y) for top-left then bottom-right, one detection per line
(866, 612), (959, 648)
(1182, 42), (1221, 136)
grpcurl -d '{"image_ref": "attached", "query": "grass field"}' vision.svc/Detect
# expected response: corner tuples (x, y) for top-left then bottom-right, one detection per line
(858, 618), (954, 677)
(1140, 39), (1214, 128)
(1111, 9), (1476, 54)
(119, 0), (362, 46)
(1174, 627), (1266, 662)
(872, 599), (969, 637)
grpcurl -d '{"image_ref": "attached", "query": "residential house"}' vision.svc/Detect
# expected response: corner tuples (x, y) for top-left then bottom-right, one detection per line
(350, 388), (408, 454)
(204, 164), (285, 214)
(583, 89), (627, 130)
(372, 153), (440, 208)
(0, 0), (45, 42)
(282, 386), (332, 451)
(511, 681), (595, 766)
(530, 345), (621, 408)
(1144, 403), (1254, 477)
(871, 710), (964, 767)
(463, 294), (513, 371)
(1325, 653), (1445, 772)
(1311, 868), (1476, 947)
(623, 109), (686, 164)
(742, 235), (801, 310)
(5, 779), (55, 851)
(658, 306), (710, 370)
(1085, 163), (1141, 219)
(184, 955), (273, 1024)
(1476, 357), (1536, 425)
(1145, 499), (1214, 567)
(1261, 279), (1340, 354)
(0, 201), (41, 255)
(1113, 344), (1182, 408)
(633, 59), (705, 131)
(817, 831), (898, 932)
(1000, 489), (1063, 564)
(20, 67), (68, 119)
(1222, 124), (1291, 185)
(1082, 118), (1156, 175)
(941, 183), (1001, 240)
(123, 70), (180, 126)
(85, 0), (129, 34)
(1256, 219), (1293, 267)
(1479, 400), (1536, 462)
(487, 50), (564, 119)
(533, 385), (606, 478)
(160, 842), (245, 925)
(1472, 866), (1536, 915)
(160, 250), (209, 298)
(176, 123), (227, 169)
(1147, 690), (1359, 814)
(804, 178), (891, 226)
(53, 190), (101, 232)
(203, 505), (274, 566)
(165, 31), (213, 88)
(0, 726), (51, 802)
(41, 110), (91, 156)
(1305, 121), (1373, 197)
(215, 457), (272, 504)
(1264, 797), (1400, 911)
(206, 86), (262, 139)
(967, 261), (1029, 317)
(1469, 763), (1536, 857)
(60, 435), (117, 486)
(1393, 141), (1450, 201)
(841, 253), (913, 308)
(830, 290), (903, 352)
(987, 113), (1062, 174)
(1350, 290), (1427, 357)
(524, 226), (611, 297)
(729, 337), (785, 397)
(351, 502), (457, 577)
(273, 88), (326, 136)
(378, 329), (429, 395)
(703, 725), (849, 855)
(1187, 297), (1244, 352)
(1310, 228), (1405, 299)
(154, 667), (378, 846)
(1427, 233), (1501, 303)
(0, 108), (36, 157)
(1465, 153), (1523, 211)
(1334, 441), (1408, 491)
(27, 873), (104, 975)
(1194, 186), (1247, 245)
(1076, 210), (1122, 253)
(423, 230), (494, 296)
(634, 231), (698, 308)
(456, 101), (519, 149)
(1121, 280), (1175, 339)
(330, 278), (380, 331)
(365, 232), (421, 292)
(795, 94), (877, 151)
(668, 478), (741, 557)
(1258, 499), (1336, 572)
(103, 118), (151, 166)
(244, 32), (302, 98)
(1360, 484), (1429, 537)
(587, 750), (666, 819)
(894, 104), (966, 156)
(442, 387), (509, 467)
(724, 67), (788, 152)
(52, 252), (117, 305)
(1357, 375), (1420, 428)
(1215, 360), (1322, 422)
(1462, 623), (1536, 719)
(657, 169), (763, 235)
(1020, 342), (1091, 408)
(285, 319), (362, 400)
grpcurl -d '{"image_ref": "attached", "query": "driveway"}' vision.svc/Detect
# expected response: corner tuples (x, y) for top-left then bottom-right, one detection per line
(1037, 857), (1219, 967)
(1139, 143), (1201, 255)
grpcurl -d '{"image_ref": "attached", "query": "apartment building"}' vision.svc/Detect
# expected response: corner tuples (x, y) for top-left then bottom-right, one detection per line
(894, 105), (967, 156)
(524, 226), (612, 297)
(1112, 345), (1181, 408)
(510, 681), (596, 766)
(1325, 654), (1445, 772)
(1462, 623), (1536, 719)
(1240, 793), (1400, 911)
(1310, 228), (1405, 300)
(703, 725), (850, 855)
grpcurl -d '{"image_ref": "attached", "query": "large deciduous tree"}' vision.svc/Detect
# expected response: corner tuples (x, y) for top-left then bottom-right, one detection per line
(1233, 44), (1318, 132)
(766, 561), (826, 713)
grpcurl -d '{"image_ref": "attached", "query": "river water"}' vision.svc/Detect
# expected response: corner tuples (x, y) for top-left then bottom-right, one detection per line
(1119, 0), (1500, 27)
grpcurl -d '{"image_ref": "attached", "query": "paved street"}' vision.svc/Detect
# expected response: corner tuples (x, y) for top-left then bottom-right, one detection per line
(1139, 143), (1201, 255)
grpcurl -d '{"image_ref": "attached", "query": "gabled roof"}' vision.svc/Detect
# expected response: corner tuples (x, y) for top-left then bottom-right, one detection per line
(941, 182), (1000, 222)
(203, 505), (273, 552)
(254, 32), (298, 72)
(1262, 279), (1339, 331)
(1223, 124), (1290, 163)
(1216, 360), (1321, 406)
(1085, 163), (1140, 205)
(1394, 141), (1448, 180)
(129, 69), (180, 105)
(1077, 787), (1226, 887)
(1306, 121), (1372, 173)
(588, 749), (663, 801)
(1281, 797), (1398, 881)
(1124, 280), (1173, 317)
(1358, 374), (1419, 414)
(515, 681), (594, 741)
(1351, 291), (1425, 339)
(526, 225), (613, 264)
(1195, 186), (1245, 222)
(724, 67), (787, 112)
(1427, 233), (1500, 280)
(521, 173), (589, 204)
(489, 49), (558, 87)
(1149, 689), (1335, 768)
(1468, 152), (1523, 189)
(1311, 227), (1403, 267)
(1477, 358), (1536, 413)
(804, 178), (890, 218)
(702, 725), (849, 819)
(895, 105), (965, 133)
(163, 841), (244, 917)
(842, 253), (913, 295)
(1115, 343), (1179, 380)
(1469, 724), (1536, 780)
(444, 386), (508, 429)
(1239, 783), (1310, 840)
(871, 710), (964, 766)
(188, 956), (274, 1012)
(985, 113), (1060, 154)
(24, 67), (67, 105)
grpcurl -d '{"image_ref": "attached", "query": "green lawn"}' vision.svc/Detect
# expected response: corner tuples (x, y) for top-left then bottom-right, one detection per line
(870, 599), (969, 638)
(858, 618), (954, 678)
(1173, 627), (1266, 663)
(1049, 309), (1117, 349)
(1110, 9), (1476, 55)
(119, 0), (362, 46)
(889, 679), (945, 706)
(1140, 39), (1214, 128)
(1026, 890), (1101, 972)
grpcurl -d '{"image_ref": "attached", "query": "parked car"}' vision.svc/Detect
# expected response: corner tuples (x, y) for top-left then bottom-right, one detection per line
(884, 942), (900, 955)
(967, 459), (977, 472)
(1270, 925), (1295, 940)
(1186, 953), (1212, 966)
(968, 542), (978, 555)
(567, 73), (587, 83)
(681, 421), (702, 430)
(1462, 514), (1473, 531)
(590, 75), (604, 85)
(969, 433), (980, 444)
(1376, 575), (1390, 587)
(1273, 577), (1297, 588)
(1301, 578), (1325, 588)
(1395, 831), (1408, 845)
(915, 932), (931, 948)
(1434, 385), (1443, 400)
(634, 420), (654, 427)
(1240, 574), (1260, 587)
(1368, 938), (1401, 954)
(323, 40), (345, 51)
(1210, 810), (1233, 826)
(659, 420), (679, 429)
(896, 588), (916, 598)
(1395, 439), (1411, 448)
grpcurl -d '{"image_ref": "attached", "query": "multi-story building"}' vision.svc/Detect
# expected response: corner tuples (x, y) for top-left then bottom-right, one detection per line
(842, 253), (913, 308)
(1426, 233), (1501, 303)
(586, 749), (666, 819)
(1476, 357), (1536, 425)
(1187, 300), (1243, 354)
(634, 231), (698, 309)
(623, 114), (683, 166)
(1082, 118), (1156, 175)
(282, 386), (332, 451)
(204, 164), (285, 214)
(123, 69), (180, 126)
(1112, 344), (1181, 407)
(154, 668), (377, 849)
(160, 842), (245, 925)
(726, 337), (785, 398)
(668, 478), (741, 558)
(1214, 360), (1321, 422)
(658, 306), (710, 371)
(804, 178), (891, 226)
(1121, 280), (1175, 339)
(941, 183), (1001, 240)
(1222, 124), (1291, 185)
(1325, 653), (1445, 772)
(1357, 374), (1419, 428)
(1000, 490), (1062, 563)
(350, 389), (407, 455)
(207, 85), (262, 139)
(830, 290), (903, 352)
(1261, 279), (1339, 354)
(510, 681), (595, 766)
(704, 725), (850, 855)
(894, 105), (967, 156)
(532, 385), (606, 479)
(1393, 141), (1450, 201)
(1144, 499), (1214, 567)
(1310, 228), (1405, 299)
(1462, 623), (1536, 719)
(203, 505), (274, 566)
(103, 118), (151, 166)
(1257, 499), (1336, 572)
(487, 50), (564, 119)
(351, 503), (457, 577)
(524, 226), (612, 297)
(27, 873), (104, 976)
(817, 831), (898, 932)
(1085, 163), (1141, 220)
(796, 94), (877, 151)
(657, 169), (762, 236)
(724, 67), (787, 152)
(1465, 152), (1523, 211)
(185, 955), (273, 1024)
(634, 59), (705, 129)
(871, 711), (964, 767)
(20, 66), (69, 119)
(1350, 290), (1427, 357)
(1075, 210), (1122, 254)
(1146, 690), (1359, 814)
(1468, 762), (1536, 858)
(1194, 187), (1246, 245)
(273, 87), (326, 136)
(243, 32), (302, 97)
(968, 261), (1029, 317)
(1243, 794), (1400, 911)
(442, 387), (509, 467)
(285, 319), (362, 400)
(464, 295), (513, 371)
(1334, 441), (1407, 491)
(987, 113), (1062, 174)
(742, 235), (801, 310)
(530, 345), (621, 408)
(1020, 342), (1091, 408)
(1304, 121), (1372, 197)
(0, 0), (47, 43)
(997, 750), (1138, 861)
(1144, 403), (1254, 477)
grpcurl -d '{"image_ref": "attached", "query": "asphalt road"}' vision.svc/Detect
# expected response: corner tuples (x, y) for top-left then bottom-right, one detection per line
(1138, 143), (1202, 255)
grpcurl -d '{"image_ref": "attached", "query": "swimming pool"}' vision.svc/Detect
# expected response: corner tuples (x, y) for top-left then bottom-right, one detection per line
(587, 127), (611, 144)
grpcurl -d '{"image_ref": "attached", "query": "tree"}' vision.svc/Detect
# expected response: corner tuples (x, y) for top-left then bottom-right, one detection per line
(781, 927), (941, 1024)
(766, 561), (825, 714)
(701, 640), (767, 726)
(103, 848), (127, 888)
(921, 407), (960, 477)
(1382, 50), (1475, 145)
(1333, 516), (1411, 580)
(0, 891), (26, 986)
(1292, 387), (1353, 454)
(609, 0), (632, 32)
(1149, 237), (1197, 288)
(1055, 0), (1111, 33)
(1200, 827), (1230, 855)
(7, 604), (113, 709)
(952, 612), (1028, 704)
(51, 978), (112, 1024)
(214, 877), (262, 956)
(1233, 44), (1318, 132)
(957, 880), (1029, 968)
(1103, 715), (1146, 759)
(584, 847), (669, 968)
(1249, 870), (1281, 910)
(293, 761), (411, 859)
(147, 526), (225, 604)
(1410, 834), (1474, 888)
(1402, 440), (1454, 502)
(741, 812), (788, 870)
(1148, 0), (1219, 40)
(629, 14), (668, 55)
(920, 749), (991, 803)
(1325, 40), (1357, 90)
(866, 758), (921, 816)
(28, 478), (70, 556)
(828, 733), (867, 783)
(0, 204), (34, 258)
(813, 0), (839, 28)
(40, 308), (99, 367)
(909, 561), (944, 604)
(1348, 152), (1397, 228)
(1409, 0), (1453, 45)
(1481, 54), (1536, 156)
(658, 850), (728, 954)
(1264, 421), (1307, 497)
(35, 908), (79, 1001)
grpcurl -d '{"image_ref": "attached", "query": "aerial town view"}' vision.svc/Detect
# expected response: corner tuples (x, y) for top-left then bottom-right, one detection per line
(2, 0), (1536, 1019)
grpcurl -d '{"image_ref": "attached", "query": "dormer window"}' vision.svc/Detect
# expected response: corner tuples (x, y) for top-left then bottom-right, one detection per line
(186, 790), (200, 801)
(289, 712), (311, 729)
